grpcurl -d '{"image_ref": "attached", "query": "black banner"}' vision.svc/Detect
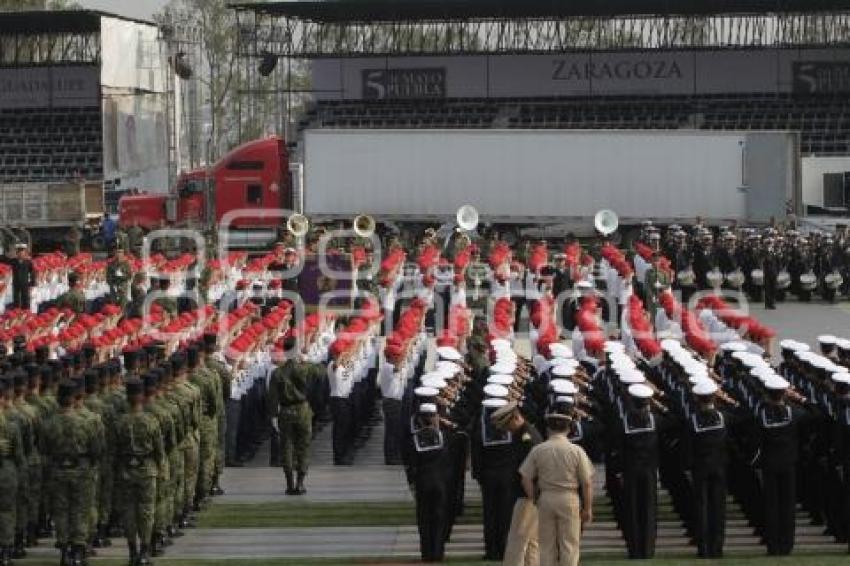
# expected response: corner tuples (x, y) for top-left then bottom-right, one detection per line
(793, 61), (850, 94)
(362, 68), (446, 100)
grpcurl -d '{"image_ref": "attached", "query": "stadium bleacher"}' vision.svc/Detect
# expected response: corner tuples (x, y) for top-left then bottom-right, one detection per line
(301, 93), (850, 155)
(0, 106), (103, 183)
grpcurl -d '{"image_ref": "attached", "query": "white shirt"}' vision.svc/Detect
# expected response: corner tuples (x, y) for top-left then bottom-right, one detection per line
(328, 361), (354, 398)
(379, 360), (405, 400)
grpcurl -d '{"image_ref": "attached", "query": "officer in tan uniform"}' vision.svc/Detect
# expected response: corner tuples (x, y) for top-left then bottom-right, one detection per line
(519, 398), (593, 566)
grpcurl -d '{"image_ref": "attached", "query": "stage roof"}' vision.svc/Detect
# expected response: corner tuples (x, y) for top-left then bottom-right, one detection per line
(229, 0), (850, 22)
(0, 9), (155, 34)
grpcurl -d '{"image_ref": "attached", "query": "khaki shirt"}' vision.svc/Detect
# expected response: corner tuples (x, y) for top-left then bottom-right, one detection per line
(519, 433), (593, 492)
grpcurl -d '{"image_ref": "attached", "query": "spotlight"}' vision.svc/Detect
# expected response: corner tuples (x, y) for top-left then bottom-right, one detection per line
(259, 50), (278, 77)
(170, 52), (193, 80)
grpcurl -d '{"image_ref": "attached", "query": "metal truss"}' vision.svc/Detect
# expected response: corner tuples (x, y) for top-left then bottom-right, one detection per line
(0, 30), (101, 66)
(234, 11), (850, 58)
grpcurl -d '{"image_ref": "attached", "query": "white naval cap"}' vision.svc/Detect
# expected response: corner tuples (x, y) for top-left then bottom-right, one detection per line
(489, 361), (516, 375)
(832, 372), (850, 385)
(604, 341), (626, 353)
(750, 367), (775, 383)
(551, 364), (575, 378)
(764, 375), (790, 391)
(490, 338), (512, 350)
(414, 386), (439, 398)
(550, 379), (578, 395)
(418, 403), (438, 414)
(436, 346), (462, 361)
(618, 369), (646, 385)
(779, 339), (808, 351)
(660, 338), (682, 352)
(836, 338), (850, 351)
(421, 376), (447, 390)
(482, 398), (508, 409)
(692, 380), (719, 396)
(719, 341), (748, 353)
(628, 383), (654, 399)
(483, 384), (510, 398)
(818, 335), (838, 345)
(576, 280), (593, 290)
(434, 360), (461, 375)
(549, 343), (573, 358)
(487, 374), (514, 386)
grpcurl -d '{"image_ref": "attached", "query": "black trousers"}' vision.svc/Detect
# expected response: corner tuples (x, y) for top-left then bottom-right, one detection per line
(694, 469), (727, 558)
(416, 474), (449, 562)
(381, 398), (402, 465)
(764, 282), (776, 309)
(330, 396), (354, 465)
(13, 284), (29, 309)
(479, 468), (515, 560)
(624, 467), (657, 559)
(763, 467), (796, 556)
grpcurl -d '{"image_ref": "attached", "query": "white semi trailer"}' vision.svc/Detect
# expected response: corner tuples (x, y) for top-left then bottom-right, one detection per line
(298, 129), (800, 239)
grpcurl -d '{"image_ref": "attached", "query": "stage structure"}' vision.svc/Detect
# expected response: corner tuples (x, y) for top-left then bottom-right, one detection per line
(0, 10), (169, 214)
(230, 0), (850, 216)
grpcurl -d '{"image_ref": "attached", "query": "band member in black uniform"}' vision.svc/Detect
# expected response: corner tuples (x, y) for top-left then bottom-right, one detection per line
(3, 243), (35, 309)
(756, 377), (814, 556)
(692, 231), (715, 290)
(683, 380), (732, 558)
(670, 230), (696, 306)
(762, 238), (779, 310)
(617, 382), (666, 559)
(405, 402), (454, 562)
(471, 398), (518, 561)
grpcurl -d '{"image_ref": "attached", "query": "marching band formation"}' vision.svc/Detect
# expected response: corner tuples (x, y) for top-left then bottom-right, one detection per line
(0, 212), (848, 566)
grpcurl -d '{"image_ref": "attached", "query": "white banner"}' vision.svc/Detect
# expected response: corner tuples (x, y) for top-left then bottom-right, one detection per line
(312, 48), (850, 100)
(0, 65), (99, 109)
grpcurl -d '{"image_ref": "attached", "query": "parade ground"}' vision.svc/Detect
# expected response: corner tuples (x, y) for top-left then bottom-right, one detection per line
(13, 299), (849, 566)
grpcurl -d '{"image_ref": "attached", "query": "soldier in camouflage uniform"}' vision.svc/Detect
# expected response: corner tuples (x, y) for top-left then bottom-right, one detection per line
(23, 363), (50, 547)
(56, 272), (87, 314)
(0, 375), (25, 565)
(114, 377), (163, 565)
(158, 360), (186, 540)
(167, 352), (200, 528)
(268, 335), (322, 495)
(7, 371), (34, 559)
(74, 372), (106, 555)
(106, 247), (132, 310)
(143, 368), (174, 556)
(188, 345), (219, 508)
(42, 380), (102, 565)
(83, 368), (116, 548)
(202, 333), (229, 496)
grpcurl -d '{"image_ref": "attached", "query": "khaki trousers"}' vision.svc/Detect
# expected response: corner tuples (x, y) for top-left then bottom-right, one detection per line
(537, 490), (581, 566)
(503, 497), (539, 566)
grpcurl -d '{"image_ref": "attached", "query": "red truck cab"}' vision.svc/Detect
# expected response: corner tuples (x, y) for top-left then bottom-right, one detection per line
(119, 136), (290, 229)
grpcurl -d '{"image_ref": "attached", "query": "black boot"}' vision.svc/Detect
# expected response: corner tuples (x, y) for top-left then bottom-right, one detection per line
(11, 531), (26, 558)
(99, 523), (112, 547)
(72, 544), (87, 566)
(60, 544), (71, 566)
(284, 471), (296, 495)
(138, 543), (152, 565)
(26, 521), (38, 547)
(151, 532), (165, 557)
(295, 471), (307, 495)
(128, 539), (138, 566)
